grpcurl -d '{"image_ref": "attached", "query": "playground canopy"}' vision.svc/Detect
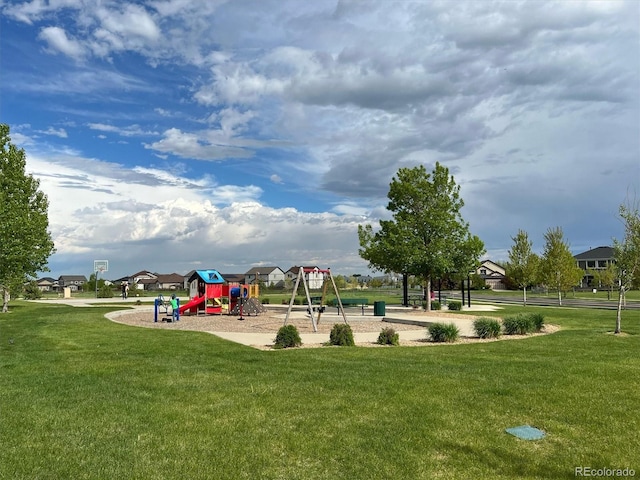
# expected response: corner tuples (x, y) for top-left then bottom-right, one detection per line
(188, 270), (225, 284)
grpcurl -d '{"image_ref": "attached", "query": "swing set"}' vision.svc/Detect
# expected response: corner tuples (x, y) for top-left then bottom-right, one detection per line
(284, 267), (348, 332)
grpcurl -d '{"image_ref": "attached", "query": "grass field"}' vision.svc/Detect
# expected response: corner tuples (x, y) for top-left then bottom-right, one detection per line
(1, 301), (638, 479)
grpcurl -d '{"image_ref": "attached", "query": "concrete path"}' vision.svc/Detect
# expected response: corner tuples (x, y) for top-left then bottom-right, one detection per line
(30, 297), (501, 348)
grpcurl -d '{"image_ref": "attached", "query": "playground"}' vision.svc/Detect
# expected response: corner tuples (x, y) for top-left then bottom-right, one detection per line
(108, 304), (558, 349)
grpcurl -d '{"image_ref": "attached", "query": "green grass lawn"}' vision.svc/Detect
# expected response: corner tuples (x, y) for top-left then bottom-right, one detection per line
(1, 302), (638, 479)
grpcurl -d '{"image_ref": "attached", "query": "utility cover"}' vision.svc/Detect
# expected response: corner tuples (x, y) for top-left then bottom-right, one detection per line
(505, 425), (546, 440)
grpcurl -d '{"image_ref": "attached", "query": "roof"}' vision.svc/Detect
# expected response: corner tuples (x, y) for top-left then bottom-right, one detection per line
(58, 275), (88, 282)
(574, 246), (614, 261)
(286, 266), (320, 274)
(188, 270), (225, 284)
(245, 266), (283, 275)
(155, 273), (184, 283)
(221, 273), (246, 283)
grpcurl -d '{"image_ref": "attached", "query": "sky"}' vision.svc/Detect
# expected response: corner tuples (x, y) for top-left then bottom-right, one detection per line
(1, 0), (639, 281)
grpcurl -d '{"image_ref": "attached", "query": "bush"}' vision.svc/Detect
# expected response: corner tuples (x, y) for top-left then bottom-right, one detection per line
(97, 284), (113, 298)
(529, 312), (545, 332)
(261, 297), (270, 304)
(23, 281), (42, 300)
(329, 323), (355, 346)
(430, 300), (441, 311)
(502, 314), (534, 335)
(473, 317), (502, 339)
(274, 325), (302, 349)
(428, 322), (460, 343)
(447, 301), (462, 311)
(377, 327), (399, 346)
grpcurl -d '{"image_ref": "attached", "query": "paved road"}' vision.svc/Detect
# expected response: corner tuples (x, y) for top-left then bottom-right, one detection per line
(445, 292), (640, 310)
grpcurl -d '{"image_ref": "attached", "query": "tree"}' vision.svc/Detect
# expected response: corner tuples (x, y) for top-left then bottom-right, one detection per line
(587, 263), (616, 300)
(612, 202), (640, 334)
(0, 124), (56, 312)
(358, 163), (485, 311)
(505, 229), (540, 306)
(539, 227), (583, 306)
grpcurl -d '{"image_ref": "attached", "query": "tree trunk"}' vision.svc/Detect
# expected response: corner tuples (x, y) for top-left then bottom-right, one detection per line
(2, 287), (9, 313)
(424, 276), (431, 311)
(523, 286), (527, 307)
(557, 289), (562, 306)
(615, 286), (624, 334)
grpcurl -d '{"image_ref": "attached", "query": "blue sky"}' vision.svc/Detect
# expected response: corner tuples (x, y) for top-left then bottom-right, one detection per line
(1, 0), (639, 280)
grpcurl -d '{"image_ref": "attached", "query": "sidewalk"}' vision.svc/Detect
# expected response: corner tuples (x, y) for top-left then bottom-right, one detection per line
(34, 298), (500, 348)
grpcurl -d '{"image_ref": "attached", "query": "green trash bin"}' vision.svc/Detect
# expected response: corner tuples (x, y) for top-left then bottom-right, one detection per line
(373, 301), (386, 316)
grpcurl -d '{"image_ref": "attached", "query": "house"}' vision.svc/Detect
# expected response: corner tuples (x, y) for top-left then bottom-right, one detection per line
(245, 266), (285, 287)
(36, 277), (57, 292)
(126, 271), (157, 291)
(285, 266), (324, 289)
(221, 273), (246, 284)
(139, 273), (184, 291)
(574, 246), (615, 288)
(58, 275), (88, 291)
(475, 260), (506, 290)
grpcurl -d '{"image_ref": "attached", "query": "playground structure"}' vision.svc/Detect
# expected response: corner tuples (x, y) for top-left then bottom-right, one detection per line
(154, 294), (180, 323)
(284, 267), (348, 332)
(179, 269), (261, 316)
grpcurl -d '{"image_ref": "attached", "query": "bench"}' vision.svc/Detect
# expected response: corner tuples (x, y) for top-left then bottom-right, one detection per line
(336, 298), (368, 315)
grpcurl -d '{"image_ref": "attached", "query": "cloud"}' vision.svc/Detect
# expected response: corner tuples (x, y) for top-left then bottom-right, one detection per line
(38, 26), (86, 59)
(38, 127), (68, 138)
(145, 128), (255, 161)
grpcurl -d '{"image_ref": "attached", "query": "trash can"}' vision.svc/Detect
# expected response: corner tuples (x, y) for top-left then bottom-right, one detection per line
(373, 301), (386, 316)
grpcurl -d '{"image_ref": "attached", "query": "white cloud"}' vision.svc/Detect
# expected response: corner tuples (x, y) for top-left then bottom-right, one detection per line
(38, 26), (86, 59)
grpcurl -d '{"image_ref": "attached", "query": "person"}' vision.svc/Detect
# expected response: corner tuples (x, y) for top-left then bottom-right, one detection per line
(124, 282), (129, 299)
(170, 294), (179, 321)
(121, 282), (126, 299)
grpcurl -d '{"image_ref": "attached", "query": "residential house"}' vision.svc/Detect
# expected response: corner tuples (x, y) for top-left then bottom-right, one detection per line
(58, 275), (88, 292)
(245, 266), (285, 287)
(36, 277), (57, 292)
(139, 273), (185, 291)
(127, 270), (157, 291)
(221, 273), (246, 284)
(475, 260), (506, 290)
(574, 246), (615, 288)
(285, 266), (324, 289)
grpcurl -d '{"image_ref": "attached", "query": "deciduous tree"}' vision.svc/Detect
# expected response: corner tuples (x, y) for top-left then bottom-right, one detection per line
(505, 229), (540, 306)
(0, 124), (56, 312)
(613, 202), (640, 334)
(358, 163), (484, 310)
(539, 227), (583, 306)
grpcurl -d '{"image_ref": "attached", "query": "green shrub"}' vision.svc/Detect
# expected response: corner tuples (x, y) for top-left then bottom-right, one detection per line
(23, 281), (42, 300)
(529, 312), (545, 332)
(274, 325), (302, 349)
(447, 301), (462, 311)
(377, 327), (399, 346)
(329, 323), (355, 346)
(502, 314), (534, 335)
(428, 322), (460, 343)
(261, 297), (270, 304)
(473, 317), (501, 339)
(430, 300), (441, 311)
(97, 284), (113, 298)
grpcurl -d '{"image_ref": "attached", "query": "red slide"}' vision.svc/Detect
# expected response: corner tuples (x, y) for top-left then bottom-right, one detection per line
(179, 295), (205, 314)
